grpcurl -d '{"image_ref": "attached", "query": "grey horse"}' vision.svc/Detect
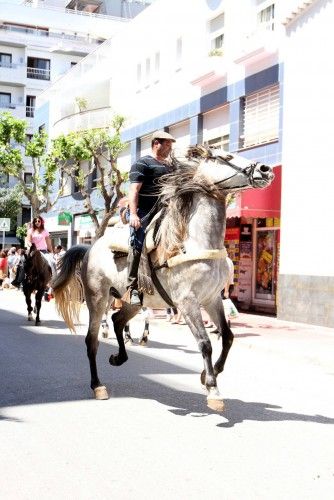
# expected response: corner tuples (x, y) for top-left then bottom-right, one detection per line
(53, 146), (274, 410)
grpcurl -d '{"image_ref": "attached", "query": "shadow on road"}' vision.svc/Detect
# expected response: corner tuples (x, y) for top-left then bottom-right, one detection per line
(1, 305), (333, 429)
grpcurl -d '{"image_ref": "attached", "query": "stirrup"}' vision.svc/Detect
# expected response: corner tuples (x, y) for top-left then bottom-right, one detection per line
(130, 289), (141, 306)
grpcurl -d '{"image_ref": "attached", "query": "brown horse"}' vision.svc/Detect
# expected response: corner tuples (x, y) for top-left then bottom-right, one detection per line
(23, 243), (52, 325)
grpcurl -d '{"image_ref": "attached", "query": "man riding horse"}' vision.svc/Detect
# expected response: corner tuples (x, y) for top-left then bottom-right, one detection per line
(127, 130), (176, 305)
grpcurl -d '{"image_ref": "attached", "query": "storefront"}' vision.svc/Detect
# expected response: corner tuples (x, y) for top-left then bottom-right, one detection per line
(45, 212), (72, 250)
(225, 165), (281, 313)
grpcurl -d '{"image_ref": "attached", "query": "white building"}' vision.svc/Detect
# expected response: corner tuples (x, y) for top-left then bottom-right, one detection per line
(36, 0), (334, 327)
(0, 0), (149, 243)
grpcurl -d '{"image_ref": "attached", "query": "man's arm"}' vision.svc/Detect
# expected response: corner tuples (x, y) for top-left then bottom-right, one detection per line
(128, 182), (142, 230)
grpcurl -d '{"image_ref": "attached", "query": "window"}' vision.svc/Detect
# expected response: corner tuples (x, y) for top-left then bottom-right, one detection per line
(154, 52), (160, 83)
(0, 92), (11, 108)
(39, 124), (45, 133)
(92, 167), (99, 188)
(176, 37), (182, 70)
(136, 62), (142, 90)
(22, 207), (31, 225)
(257, 3), (275, 31)
(27, 57), (50, 80)
(208, 135), (229, 151)
(242, 84), (279, 148)
(145, 57), (151, 86)
(0, 171), (9, 185)
(24, 173), (33, 186)
(26, 95), (36, 118)
(0, 52), (12, 68)
(209, 13), (225, 53)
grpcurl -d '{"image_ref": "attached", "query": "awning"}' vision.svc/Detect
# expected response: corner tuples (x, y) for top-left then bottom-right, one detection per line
(227, 165), (281, 219)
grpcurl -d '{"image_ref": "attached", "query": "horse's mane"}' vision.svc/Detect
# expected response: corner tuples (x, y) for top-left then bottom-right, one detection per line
(156, 146), (227, 262)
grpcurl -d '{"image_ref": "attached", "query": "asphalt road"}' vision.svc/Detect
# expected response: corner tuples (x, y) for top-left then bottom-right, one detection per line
(0, 288), (333, 500)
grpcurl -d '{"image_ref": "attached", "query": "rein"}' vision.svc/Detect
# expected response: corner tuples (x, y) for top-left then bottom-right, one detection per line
(213, 157), (259, 189)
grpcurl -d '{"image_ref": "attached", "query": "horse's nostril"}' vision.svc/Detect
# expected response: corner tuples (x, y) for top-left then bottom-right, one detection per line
(260, 165), (270, 173)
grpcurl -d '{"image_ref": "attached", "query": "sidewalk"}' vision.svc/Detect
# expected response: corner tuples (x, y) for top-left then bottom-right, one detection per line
(142, 308), (334, 373)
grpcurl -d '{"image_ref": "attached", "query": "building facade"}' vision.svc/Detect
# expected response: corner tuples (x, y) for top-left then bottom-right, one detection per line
(0, 0), (149, 245)
(35, 0), (334, 326)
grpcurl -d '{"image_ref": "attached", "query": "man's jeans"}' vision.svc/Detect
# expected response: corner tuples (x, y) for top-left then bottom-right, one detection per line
(127, 208), (152, 290)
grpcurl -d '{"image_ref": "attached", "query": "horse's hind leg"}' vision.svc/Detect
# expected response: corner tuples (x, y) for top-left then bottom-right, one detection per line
(178, 299), (224, 412)
(204, 297), (234, 377)
(85, 294), (109, 400)
(23, 285), (33, 321)
(110, 303), (140, 366)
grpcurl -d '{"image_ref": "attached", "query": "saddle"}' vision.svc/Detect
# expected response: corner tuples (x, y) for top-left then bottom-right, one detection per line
(104, 212), (162, 296)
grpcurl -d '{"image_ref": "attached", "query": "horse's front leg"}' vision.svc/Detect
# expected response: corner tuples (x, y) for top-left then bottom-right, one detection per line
(178, 299), (225, 412)
(110, 302), (140, 366)
(204, 297), (234, 378)
(139, 307), (150, 346)
(23, 285), (33, 321)
(34, 289), (44, 325)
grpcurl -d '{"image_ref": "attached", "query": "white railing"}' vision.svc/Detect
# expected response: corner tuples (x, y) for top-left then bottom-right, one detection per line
(52, 107), (114, 137)
(22, 1), (129, 22)
(27, 67), (50, 80)
(26, 106), (35, 118)
(0, 24), (104, 45)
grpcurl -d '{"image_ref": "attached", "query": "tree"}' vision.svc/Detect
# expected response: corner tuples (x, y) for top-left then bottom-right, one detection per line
(48, 115), (127, 240)
(0, 112), (65, 218)
(0, 185), (22, 231)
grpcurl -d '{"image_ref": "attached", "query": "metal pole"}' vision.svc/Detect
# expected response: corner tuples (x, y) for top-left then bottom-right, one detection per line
(2, 230), (5, 250)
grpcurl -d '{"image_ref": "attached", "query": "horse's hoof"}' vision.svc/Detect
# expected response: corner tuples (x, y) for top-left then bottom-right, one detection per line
(139, 338), (148, 347)
(124, 337), (133, 345)
(102, 330), (109, 339)
(207, 398), (225, 412)
(94, 386), (109, 400)
(28, 315), (33, 321)
(109, 354), (127, 366)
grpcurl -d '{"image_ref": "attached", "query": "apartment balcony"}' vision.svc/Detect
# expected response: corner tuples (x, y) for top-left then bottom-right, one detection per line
(0, 62), (26, 87)
(0, 24), (103, 55)
(52, 106), (114, 137)
(233, 30), (279, 66)
(189, 55), (227, 87)
(27, 67), (51, 81)
(26, 106), (35, 118)
(0, 103), (27, 120)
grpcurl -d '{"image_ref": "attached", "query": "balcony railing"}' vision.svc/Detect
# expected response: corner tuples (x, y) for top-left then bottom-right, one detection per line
(26, 106), (35, 118)
(22, 1), (128, 22)
(27, 67), (50, 80)
(52, 106), (114, 137)
(0, 24), (104, 45)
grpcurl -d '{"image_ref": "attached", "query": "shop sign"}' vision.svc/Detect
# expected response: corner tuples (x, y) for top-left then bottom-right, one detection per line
(79, 214), (94, 226)
(58, 211), (73, 226)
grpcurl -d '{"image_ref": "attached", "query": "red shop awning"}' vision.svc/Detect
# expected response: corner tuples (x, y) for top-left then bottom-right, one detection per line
(227, 165), (281, 219)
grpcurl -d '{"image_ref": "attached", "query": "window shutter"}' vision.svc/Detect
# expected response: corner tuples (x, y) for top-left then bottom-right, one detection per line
(243, 84), (279, 148)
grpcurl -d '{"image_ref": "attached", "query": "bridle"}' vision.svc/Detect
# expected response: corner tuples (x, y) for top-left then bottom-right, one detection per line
(212, 156), (259, 189)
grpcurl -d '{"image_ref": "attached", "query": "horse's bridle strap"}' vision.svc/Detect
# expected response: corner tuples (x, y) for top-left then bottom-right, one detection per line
(166, 248), (227, 268)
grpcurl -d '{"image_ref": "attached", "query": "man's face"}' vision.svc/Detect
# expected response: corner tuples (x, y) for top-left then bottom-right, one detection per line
(157, 139), (173, 159)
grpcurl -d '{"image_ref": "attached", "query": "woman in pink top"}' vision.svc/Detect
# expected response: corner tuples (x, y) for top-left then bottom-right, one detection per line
(26, 216), (56, 276)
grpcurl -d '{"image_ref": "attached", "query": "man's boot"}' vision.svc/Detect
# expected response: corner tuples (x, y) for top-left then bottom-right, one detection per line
(127, 247), (142, 306)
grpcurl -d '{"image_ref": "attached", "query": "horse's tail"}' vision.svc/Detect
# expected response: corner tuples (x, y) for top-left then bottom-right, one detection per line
(52, 245), (89, 332)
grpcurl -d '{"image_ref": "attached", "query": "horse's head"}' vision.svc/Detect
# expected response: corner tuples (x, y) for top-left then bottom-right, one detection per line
(185, 146), (274, 192)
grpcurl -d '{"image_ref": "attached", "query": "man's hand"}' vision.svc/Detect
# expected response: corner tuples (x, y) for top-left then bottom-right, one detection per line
(129, 213), (141, 229)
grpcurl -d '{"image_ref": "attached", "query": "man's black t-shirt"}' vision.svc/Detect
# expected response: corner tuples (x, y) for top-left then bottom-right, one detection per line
(129, 155), (170, 212)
